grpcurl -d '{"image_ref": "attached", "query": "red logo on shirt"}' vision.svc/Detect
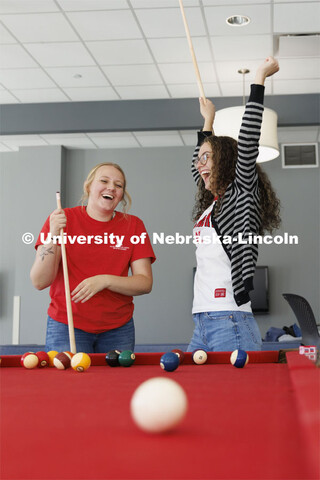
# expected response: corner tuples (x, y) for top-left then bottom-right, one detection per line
(194, 213), (211, 228)
(214, 288), (226, 298)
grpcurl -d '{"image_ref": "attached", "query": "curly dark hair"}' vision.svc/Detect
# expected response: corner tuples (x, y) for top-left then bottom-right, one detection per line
(192, 136), (281, 234)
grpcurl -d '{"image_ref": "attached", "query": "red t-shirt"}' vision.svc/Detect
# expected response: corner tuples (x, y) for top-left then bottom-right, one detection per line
(36, 207), (156, 333)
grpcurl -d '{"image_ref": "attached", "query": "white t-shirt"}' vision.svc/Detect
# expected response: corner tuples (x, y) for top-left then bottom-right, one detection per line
(192, 202), (251, 314)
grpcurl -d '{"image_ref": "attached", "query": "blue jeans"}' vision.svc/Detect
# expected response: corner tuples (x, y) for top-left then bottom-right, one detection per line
(45, 316), (135, 353)
(188, 311), (262, 352)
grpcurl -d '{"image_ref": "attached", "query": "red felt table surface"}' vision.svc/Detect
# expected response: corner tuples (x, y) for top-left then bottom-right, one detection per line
(1, 351), (319, 480)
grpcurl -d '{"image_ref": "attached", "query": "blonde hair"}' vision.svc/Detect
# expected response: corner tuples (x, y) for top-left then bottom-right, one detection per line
(81, 162), (132, 213)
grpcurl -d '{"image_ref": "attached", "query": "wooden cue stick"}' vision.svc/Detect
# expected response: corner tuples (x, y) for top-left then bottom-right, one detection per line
(178, 0), (206, 101)
(56, 192), (77, 354)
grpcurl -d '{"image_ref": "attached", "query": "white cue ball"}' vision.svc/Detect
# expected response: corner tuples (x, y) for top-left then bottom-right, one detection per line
(130, 377), (188, 433)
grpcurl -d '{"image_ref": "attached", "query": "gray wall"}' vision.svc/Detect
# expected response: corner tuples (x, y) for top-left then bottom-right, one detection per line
(0, 146), (64, 344)
(0, 142), (319, 345)
(257, 156), (320, 334)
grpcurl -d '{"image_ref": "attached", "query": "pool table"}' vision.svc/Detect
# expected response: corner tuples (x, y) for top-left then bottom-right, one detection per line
(1, 350), (319, 480)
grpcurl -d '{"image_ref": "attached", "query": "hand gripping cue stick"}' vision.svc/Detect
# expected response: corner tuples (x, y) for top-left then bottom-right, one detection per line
(178, 0), (206, 102)
(56, 192), (77, 354)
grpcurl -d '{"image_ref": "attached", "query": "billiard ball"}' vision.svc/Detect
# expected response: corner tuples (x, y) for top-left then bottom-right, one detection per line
(20, 351), (32, 365)
(160, 352), (180, 372)
(171, 349), (185, 364)
(36, 351), (50, 368)
(130, 377), (188, 433)
(53, 352), (72, 370)
(118, 350), (135, 367)
(230, 349), (249, 368)
(71, 352), (91, 372)
(192, 349), (208, 365)
(105, 350), (121, 367)
(47, 350), (58, 367)
(64, 351), (75, 359)
(21, 352), (39, 369)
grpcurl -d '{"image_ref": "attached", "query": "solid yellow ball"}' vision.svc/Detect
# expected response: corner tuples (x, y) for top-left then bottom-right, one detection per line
(47, 350), (59, 367)
(71, 352), (91, 372)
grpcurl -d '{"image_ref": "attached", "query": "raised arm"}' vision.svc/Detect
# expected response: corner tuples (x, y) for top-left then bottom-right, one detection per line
(191, 98), (216, 183)
(200, 98), (216, 133)
(236, 57), (279, 189)
(254, 56), (279, 86)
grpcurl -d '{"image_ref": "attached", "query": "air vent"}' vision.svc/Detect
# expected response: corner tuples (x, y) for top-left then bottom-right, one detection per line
(277, 34), (320, 57)
(281, 143), (319, 168)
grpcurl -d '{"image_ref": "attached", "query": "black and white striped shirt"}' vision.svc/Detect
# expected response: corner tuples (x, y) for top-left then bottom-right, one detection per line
(191, 84), (265, 306)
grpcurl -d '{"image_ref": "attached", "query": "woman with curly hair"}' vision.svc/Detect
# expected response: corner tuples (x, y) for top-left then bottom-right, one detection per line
(188, 57), (281, 352)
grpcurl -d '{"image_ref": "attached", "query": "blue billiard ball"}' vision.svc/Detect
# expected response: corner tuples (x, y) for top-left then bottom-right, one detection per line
(230, 349), (249, 368)
(160, 352), (180, 372)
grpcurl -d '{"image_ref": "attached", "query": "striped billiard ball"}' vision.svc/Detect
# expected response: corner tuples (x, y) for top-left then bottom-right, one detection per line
(71, 352), (91, 372)
(53, 352), (72, 370)
(230, 350), (249, 368)
(21, 352), (39, 369)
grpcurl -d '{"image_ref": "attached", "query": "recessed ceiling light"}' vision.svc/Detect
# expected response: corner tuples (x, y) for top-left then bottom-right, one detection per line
(226, 15), (250, 27)
(73, 74), (82, 79)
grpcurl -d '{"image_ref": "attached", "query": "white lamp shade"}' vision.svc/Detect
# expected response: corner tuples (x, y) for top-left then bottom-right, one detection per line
(214, 106), (279, 163)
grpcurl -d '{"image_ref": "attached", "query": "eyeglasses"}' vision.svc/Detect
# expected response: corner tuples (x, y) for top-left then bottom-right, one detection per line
(193, 152), (212, 168)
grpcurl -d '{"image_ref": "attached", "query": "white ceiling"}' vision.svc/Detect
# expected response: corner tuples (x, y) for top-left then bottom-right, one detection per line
(0, 0), (319, 151)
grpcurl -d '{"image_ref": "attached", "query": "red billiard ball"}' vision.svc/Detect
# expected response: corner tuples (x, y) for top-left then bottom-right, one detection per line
(171, 349), (185, 364)
(36, 351), (50, 368)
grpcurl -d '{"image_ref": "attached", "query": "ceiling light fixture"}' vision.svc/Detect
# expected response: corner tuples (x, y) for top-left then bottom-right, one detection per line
(214, 68), (279, 163)
(226, 15), (250, 27)
(73, 74), (82, 79)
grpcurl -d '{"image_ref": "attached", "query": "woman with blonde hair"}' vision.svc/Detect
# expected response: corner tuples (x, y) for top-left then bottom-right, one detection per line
(31, 162), (155, 353)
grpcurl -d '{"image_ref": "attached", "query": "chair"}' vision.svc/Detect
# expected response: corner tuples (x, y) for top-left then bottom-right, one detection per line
(283, 293), (320, 349)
